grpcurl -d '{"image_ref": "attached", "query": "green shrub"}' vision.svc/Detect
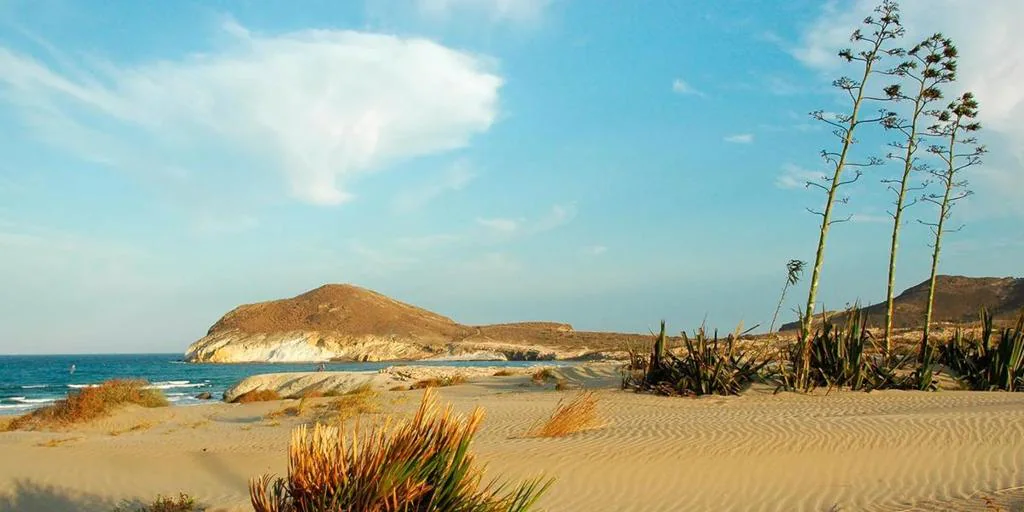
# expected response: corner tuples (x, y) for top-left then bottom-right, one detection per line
(939, 309), (1024, 391)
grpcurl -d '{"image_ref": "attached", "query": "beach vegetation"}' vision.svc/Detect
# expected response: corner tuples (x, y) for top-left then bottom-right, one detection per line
(7, 379), (168, 431)
(408, 374), (468, 390)
(113, 492), (199, 512)
(493, 369), (516, 377)
(624, 321), (770, 396)
(796, 0), (905, 390)
(311, 385), (380, 424)
(939, 309), (1024, 391)
(526, 391), (600, 438)
(249, 389), (552, 512)
(231, 390), (282, 404)
(530, 368), (556, 384)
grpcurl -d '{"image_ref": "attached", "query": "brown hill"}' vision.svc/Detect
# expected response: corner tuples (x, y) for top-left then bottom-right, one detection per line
(780, 275), (1024, 331)
(188, 283), (656, 362)
(208, 284), (469, 340)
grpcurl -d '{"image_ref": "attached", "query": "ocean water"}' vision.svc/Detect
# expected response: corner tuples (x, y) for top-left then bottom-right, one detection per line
(0, 354), (566, 415)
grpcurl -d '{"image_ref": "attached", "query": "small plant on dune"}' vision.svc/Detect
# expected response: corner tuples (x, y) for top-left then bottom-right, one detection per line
(231, 390), (282, 404)
(114, 493), (199, 512)
(409, 374), (469, 390)
(250, 389), (552, 512)
(7, 379), (168, 431)
(526, 391), (600, 438)
(530, 368), (556, 385)
(35, 437), (80, 448)
(939, 309), (1024, 391)
(493, 369), (515, 377)
(626, 322), (770, 396)
(312, 385), (381, 424)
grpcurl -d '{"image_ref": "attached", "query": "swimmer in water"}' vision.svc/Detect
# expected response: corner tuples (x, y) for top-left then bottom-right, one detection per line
(70, 364), (76, 375)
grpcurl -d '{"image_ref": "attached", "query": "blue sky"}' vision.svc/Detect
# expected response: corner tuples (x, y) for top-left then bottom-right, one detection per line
(1, 0), (1022, 354)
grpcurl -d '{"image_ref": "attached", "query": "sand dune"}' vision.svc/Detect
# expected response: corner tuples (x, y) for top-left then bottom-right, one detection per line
(1, 370), (1023, 511)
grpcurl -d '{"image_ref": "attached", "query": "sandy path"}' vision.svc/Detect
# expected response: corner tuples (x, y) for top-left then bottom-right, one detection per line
(1, 372), (1023, 511)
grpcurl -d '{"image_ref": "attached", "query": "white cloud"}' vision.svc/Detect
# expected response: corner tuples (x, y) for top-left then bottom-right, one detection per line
(391, 159), (476, 213)
(583, 245), (607, 256)
(724, 133), (754, 144)
(0, 22), (502, 206)
(671, 78), (703, 96)
(792, 0), (1024, 217)
(415, 0), (552, 23)
(476, 217), (522, 233)
(775, 163), (827, 190)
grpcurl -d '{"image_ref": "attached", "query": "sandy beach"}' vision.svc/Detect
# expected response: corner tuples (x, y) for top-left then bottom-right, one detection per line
(1, 366), (1023, 512)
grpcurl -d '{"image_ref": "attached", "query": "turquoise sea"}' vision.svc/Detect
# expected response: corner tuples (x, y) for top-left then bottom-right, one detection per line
(0, 354), (564, 415)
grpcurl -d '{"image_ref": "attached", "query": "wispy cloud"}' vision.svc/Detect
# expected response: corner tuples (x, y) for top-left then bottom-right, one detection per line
(476, 217), (522, 233)
(414, 0), (552, 23)
(671, 78), (703, 97)
(391, 159), (476, 213)
(724, 133), (754, 144)
(775, 163), (826, 190)
(0, 22), (502, 206)
(583, 245), (607, 256)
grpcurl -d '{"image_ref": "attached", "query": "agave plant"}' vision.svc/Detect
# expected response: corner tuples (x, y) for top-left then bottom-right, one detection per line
(626, 322), (770, 396)
(250, 388), (552, 512)
(939, 309), (1024, 391)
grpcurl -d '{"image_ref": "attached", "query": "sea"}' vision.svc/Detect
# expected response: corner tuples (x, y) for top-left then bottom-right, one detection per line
(0, 354), (565, 415)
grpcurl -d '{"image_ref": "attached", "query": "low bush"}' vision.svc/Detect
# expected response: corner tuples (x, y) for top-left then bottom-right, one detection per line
(408, 374), (468, 390)
(527, 392), (600, 438)
(7, 379), (167, 430)
(939, 309), (1024, 391)
(114, 493), (199, 512)
(250, 389), (552, 512)
(231, 390), (282, 404)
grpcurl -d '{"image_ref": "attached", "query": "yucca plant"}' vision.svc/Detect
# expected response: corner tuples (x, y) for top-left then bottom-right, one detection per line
(939, 309), (1024, 391)
(626, 323), (770, 396)
(806, 309), (871, 390)
(250, 389), (552, 512)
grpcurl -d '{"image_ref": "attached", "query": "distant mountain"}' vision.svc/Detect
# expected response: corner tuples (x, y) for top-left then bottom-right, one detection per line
(780, 275), (1024, 331)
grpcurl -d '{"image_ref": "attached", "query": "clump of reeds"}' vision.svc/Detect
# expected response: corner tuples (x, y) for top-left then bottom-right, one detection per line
(113, 493), (198, 512)
(408, 374), (468, 390)
(625, 321), (769, 396)
(250, 389), (552, 512)
(526, 392), (600, 438)
(7, 379), (168, 430)
(231, 390), (282, 404)
(939, 309), (1024, 391)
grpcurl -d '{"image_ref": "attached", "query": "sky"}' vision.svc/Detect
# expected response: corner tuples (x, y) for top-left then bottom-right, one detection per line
(0, 0), (1022, 354)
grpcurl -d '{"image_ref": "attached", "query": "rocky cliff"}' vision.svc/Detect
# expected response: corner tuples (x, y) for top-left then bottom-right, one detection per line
(185, 284), (648, 363)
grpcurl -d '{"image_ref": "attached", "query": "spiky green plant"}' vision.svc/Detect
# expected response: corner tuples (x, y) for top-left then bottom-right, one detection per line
(250, 389), (552, 512)
(626, 323), (770, 396)
(939, 310), (1024, 391)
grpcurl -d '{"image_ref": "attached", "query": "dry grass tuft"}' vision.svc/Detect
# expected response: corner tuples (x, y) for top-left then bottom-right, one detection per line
(8, 379), (168, 431)
(35, 437), (81, 448)
(109, 422), (155, 436)
(231, 390), (282, 404)
(389, 385), (409, 392)
(408, 374), (468, 390)
(493, 369), (516, 377)
(311, 385), (381, 424)
(113, 492), (198, 512)
(527, 392), (601, 438)
(250, 389), (552, 512)
(531, 368), (556, 384)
